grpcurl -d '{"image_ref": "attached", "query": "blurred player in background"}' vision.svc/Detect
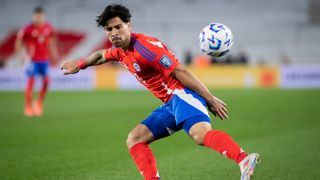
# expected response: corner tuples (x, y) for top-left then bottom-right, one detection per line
(15, 6), (58, 117)
(61, 4), (259, 180)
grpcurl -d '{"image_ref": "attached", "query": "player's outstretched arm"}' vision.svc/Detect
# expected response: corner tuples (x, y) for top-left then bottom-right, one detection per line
(171, 64), (228, 120)
(15, 31), (29, 64)
(48, 36), (59, 66)
(60, 49), (107, 75)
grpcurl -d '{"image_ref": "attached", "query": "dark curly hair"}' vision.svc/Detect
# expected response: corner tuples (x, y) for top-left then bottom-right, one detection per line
(96, 4), (131, 27)
(33, 6), (44, 14)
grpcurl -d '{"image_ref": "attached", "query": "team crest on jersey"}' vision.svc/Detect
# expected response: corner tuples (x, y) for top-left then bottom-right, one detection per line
(159, 55), (173, 68)
(133, 62), (141, 72)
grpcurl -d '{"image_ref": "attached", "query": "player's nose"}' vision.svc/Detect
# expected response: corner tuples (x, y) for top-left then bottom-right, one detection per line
(111, 28), (119, 36)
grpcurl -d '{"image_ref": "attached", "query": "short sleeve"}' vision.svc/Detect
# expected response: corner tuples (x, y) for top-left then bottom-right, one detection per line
(146, 41), (180, 77)
(103, 48), (119, 61)
(154, 52), (179, 77)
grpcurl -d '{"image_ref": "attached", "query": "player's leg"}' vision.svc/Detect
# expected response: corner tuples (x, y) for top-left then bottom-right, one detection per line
(186, 121), (248, 164)
(127, 106), (179, 180)
(34, 61), (49, 116)
(171, 88), (259, 179)
(126, 124), (155, 149)
(24, 62), (36, 116)
(170, 88), (248, 162)
(187, 122), (260, 180)
(127, 124), (158, 180)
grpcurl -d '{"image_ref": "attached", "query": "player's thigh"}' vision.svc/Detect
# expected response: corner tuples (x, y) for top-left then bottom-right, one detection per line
(169, 88), (212, 144)
(140, 106), (181, 141)
(37, 61), (49, 77)
(182, 115), (211, 135)
(170, 88), (212, 135)
(187, 120), (212, 145)
(25, 61), (36, 77)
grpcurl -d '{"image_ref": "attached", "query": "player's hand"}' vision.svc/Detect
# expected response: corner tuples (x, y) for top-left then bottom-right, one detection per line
(19, 54), (30, 67)
(21, 54), (30, 62)
(206, 96), (228, 120)
(60, 60), (80, 75)
(21, 55), (31, 68)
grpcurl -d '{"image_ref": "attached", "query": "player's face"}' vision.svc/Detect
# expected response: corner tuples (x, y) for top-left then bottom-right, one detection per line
(105, 17), (132, 49)
(32, 12), (45, 25)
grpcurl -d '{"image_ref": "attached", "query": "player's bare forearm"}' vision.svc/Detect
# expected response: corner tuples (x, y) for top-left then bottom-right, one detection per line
(77, 49), (107, 67)
(171, 64), (228, 119)
(15, 38), (22, 54)
(49, 37), (59, 64)
(88, 49), (108, 66)
(171, 65), (214, 101)
(60, 49), (107, 75)
(15, 38), (25, 59)
(15, 38), (30, 65)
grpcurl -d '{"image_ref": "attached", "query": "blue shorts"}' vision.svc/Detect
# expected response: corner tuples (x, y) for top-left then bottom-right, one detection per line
(141, 88), (211, 139)
(26, 61), (49, 77)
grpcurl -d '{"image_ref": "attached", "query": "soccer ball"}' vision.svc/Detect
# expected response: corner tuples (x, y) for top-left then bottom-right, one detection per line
(199, 23), (234, 57)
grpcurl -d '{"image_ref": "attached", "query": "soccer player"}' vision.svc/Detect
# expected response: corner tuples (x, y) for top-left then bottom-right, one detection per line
(60, 4), (260, 180)
(15, 6), (58, 117)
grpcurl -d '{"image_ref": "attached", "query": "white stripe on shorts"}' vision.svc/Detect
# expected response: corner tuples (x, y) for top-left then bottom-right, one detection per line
(173, 89), (209, 117)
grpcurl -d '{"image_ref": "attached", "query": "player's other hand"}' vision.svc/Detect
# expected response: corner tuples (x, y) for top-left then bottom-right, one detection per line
(20, 55), (31, 68)
(21, 54), (30, 62)
(207, 96), (228, 120)
(60, 60), (80, 75)
(19, 54), (30, 67)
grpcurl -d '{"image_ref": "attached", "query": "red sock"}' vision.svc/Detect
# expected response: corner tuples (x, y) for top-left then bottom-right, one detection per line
(25, 77), (34, 107)
(203, 130), (248, 164)
(38, 76), (49, 103)
(129, 142), (159, 180)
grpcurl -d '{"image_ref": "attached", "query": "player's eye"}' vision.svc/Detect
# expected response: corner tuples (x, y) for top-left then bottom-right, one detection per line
(105, 27), (113, 32)
(115, 25), (122, 30)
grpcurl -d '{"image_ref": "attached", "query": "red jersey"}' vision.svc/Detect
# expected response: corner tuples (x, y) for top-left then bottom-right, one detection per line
(17, 22), (54, 61)
(104, 33), (185, 102)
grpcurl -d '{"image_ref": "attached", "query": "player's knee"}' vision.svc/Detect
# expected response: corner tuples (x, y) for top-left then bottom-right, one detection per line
(126, 131), (143, 149)
(188, 122), (211, 145)
(190, 133), (206, 145)
(126, 124), (155, 149)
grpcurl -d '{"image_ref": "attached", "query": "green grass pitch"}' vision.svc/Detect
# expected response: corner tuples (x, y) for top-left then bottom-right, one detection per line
(1, 89), (320, 179)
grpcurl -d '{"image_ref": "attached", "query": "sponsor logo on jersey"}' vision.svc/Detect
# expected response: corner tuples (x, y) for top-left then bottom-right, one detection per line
(159, 55), (173, 68)
(133, 62), (141, 72)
